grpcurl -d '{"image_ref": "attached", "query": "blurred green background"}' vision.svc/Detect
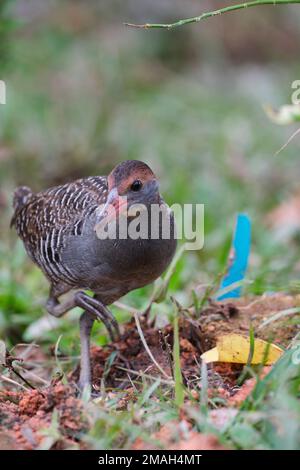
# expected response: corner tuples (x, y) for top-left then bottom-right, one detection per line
(1, 0), (300, 350)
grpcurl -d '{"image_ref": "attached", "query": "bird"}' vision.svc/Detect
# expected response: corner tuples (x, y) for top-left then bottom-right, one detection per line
(11, 160), (177, 391)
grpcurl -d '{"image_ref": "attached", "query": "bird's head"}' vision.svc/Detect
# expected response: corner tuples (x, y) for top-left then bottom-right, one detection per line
(102, 160), (160, 221)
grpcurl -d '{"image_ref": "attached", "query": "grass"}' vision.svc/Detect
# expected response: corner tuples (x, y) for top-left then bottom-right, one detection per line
(76, 345), (300, 450)
(0, 0), (300, 450)
(173, 311), (184, 407)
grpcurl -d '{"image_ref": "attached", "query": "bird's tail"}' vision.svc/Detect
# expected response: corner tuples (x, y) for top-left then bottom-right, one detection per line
(10, 186), (33, 228)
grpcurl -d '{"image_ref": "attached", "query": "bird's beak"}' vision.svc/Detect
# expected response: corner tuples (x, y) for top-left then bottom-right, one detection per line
(96, 187), (128, 226)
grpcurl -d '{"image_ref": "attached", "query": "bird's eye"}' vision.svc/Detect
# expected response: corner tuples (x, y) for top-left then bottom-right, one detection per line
(130, 180), (143, 192)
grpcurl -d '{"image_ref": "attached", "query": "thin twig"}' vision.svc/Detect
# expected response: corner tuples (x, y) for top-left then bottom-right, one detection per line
(0, 374), (30, 391)
(116, 365), (174, 385)
(14, 365), (49, 386)
(2, 351), (37, 390)
(258, 307), (300, 330)
(238, 294), (268, 310)
(113, 301), (140, 316)
(125, 0), (300, 29)
(127, 372), (138, 392)
(274, 127), (300, 156)
(134, 312), (172, 380)
(9, 365), (36, 390)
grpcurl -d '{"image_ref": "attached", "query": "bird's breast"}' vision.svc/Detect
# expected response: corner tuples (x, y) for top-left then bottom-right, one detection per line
(61, 207), (177, 301)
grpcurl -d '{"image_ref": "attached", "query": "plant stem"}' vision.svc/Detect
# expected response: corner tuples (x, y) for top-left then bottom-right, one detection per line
(134, 312), (172, 380)
(125, 0), (300, 29)
(173, 313), (184, 407)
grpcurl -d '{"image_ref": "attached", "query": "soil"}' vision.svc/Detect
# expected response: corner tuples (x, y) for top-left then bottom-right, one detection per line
(0, 293), (298, 450)
(132, 421), (227, 450)
(0, 384), (88, 449)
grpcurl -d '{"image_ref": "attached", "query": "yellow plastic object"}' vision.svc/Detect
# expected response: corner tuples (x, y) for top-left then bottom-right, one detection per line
(201, 334), (284, 365)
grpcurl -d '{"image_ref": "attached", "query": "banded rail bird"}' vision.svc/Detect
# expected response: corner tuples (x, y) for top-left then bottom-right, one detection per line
(11, 160), (177, 391)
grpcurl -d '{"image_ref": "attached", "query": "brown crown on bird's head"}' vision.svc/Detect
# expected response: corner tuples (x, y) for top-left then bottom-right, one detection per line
(108, 160), (155, 187)
(108, 160), (156, 194)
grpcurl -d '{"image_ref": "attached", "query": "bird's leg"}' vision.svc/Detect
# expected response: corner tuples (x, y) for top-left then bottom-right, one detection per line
(79, 311), (94, 391)
(46, 294), (76, 318)
(74, 291), (120, 341)
(75, 293), (120, 392)
(46, 289), (119, 340)
(46, 289), (119, 392)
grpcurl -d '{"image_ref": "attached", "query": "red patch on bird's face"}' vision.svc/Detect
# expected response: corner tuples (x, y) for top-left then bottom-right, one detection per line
(96, 192), (128, 231)
(111, 194), (128, 215)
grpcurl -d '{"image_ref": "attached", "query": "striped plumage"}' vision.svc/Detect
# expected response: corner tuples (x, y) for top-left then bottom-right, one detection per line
(12, 176), (109, 290)
(11, 160), (177, 391)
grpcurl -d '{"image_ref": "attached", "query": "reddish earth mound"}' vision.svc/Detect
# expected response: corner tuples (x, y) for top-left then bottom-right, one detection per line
(0, 384), (88, 449)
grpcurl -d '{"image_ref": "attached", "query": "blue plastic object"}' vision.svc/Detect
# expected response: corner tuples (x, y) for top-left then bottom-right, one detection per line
(217, 213), (251, 300)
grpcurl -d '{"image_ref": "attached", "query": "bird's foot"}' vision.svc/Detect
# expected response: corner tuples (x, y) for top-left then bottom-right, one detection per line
(75, 291), (120, 341)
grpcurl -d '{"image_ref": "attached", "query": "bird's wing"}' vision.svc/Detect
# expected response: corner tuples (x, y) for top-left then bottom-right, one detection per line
(12, 176), (108, 275)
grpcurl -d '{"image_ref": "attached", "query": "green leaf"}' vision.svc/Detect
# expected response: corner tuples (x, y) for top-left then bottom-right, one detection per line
(229, 423), (262, 449)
